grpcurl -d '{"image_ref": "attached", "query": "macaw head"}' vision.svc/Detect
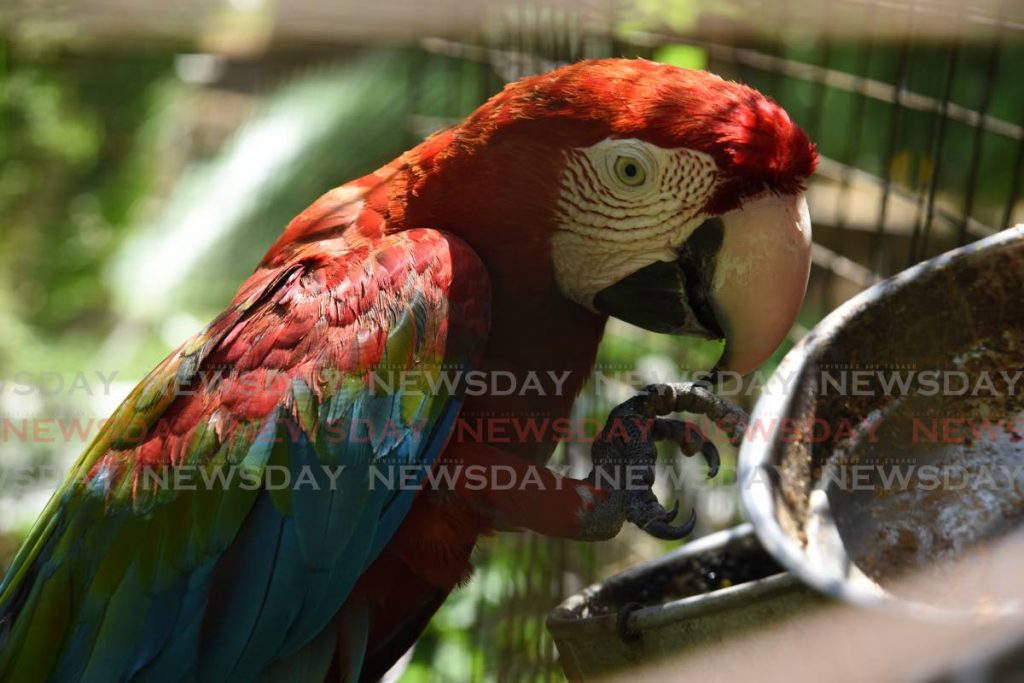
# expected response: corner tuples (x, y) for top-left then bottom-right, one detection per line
(409, 58), (817, 375)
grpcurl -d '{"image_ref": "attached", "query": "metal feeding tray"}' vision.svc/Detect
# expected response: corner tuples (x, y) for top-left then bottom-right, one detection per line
(741, 225), (1024, 618)
(547, 228), (1024, 681)
(546, 524), (822, 680)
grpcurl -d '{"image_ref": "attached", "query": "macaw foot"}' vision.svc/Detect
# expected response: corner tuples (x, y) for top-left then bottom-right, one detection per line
(579, 382), (749, 541)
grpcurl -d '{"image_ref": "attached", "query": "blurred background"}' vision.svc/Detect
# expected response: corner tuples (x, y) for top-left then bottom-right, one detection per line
(1, 0), (1022, 680)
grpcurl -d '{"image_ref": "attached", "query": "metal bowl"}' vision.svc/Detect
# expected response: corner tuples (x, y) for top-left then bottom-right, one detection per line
(546, 524), (822, 680)
(740, 226), (1024, 618)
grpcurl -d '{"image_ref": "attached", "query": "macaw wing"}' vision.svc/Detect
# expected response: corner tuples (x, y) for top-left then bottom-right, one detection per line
(0, 227), (490, 683)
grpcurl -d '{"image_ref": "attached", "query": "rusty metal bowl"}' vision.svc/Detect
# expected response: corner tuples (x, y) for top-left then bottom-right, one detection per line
(546, 524), (822, 680)
(740, 226), (1024, 619)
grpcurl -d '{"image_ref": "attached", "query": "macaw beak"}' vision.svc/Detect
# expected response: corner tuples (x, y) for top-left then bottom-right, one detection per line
(712, 192), (812, 374)
(593, 192), (812, 375)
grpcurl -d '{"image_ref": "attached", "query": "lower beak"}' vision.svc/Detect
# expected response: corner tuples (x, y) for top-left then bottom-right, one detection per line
(592, 192), (812, 376)
(593, 218), (729, 337)
(592, 218), (724, 339)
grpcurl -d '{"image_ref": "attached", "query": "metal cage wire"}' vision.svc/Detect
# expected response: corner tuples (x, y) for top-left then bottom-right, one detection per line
(404, 2), (1024, 679)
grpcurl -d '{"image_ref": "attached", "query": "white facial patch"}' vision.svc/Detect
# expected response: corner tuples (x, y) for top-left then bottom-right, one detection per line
(551, 138), (719, 307)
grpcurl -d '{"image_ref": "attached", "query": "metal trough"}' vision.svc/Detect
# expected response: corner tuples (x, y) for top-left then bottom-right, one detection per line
(546, 524), (822, 680)
(742, 226), (1024, 618)
(548, 227), (1024, 679)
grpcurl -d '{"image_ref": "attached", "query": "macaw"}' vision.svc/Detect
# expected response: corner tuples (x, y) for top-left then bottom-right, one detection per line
(0, 58), (815, 682)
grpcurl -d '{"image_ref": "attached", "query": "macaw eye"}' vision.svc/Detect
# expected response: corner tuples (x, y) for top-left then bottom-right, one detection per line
(613, 155), (647, 186)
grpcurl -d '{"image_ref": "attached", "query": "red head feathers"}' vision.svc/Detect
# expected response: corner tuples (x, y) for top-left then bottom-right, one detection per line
(450, 58), (817, 215)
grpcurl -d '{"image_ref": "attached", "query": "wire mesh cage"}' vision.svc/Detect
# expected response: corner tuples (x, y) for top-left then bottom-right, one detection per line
(1, 0), (1022, 680)
(387, 3), (1024, 680)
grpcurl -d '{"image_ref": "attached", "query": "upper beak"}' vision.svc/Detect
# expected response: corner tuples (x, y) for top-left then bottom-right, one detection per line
(593, 192), (812, 376)
(712, 192), (812, 374)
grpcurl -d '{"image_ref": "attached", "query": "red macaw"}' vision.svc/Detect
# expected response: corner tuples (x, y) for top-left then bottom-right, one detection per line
(0, 58), (815, 681)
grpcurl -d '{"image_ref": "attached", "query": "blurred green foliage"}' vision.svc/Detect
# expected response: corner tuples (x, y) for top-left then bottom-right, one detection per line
(0, 44), (173, 342)
(111, 51), (449, 325)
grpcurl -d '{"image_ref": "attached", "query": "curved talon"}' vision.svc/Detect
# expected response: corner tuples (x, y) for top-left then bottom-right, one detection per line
(661, 498), (680, 521)
(642, 507), (697, 540)
(593, 384), (742, 544)
(651, 418), (721, 480)
(701, 441), (720, 479)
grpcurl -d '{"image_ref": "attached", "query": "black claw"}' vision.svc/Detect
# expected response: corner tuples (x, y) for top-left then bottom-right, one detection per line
(642, 508), (697, 540)
(661, 498), (680, 521)
(702, 441), (720, 479)
(693, 368), (718, 389)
